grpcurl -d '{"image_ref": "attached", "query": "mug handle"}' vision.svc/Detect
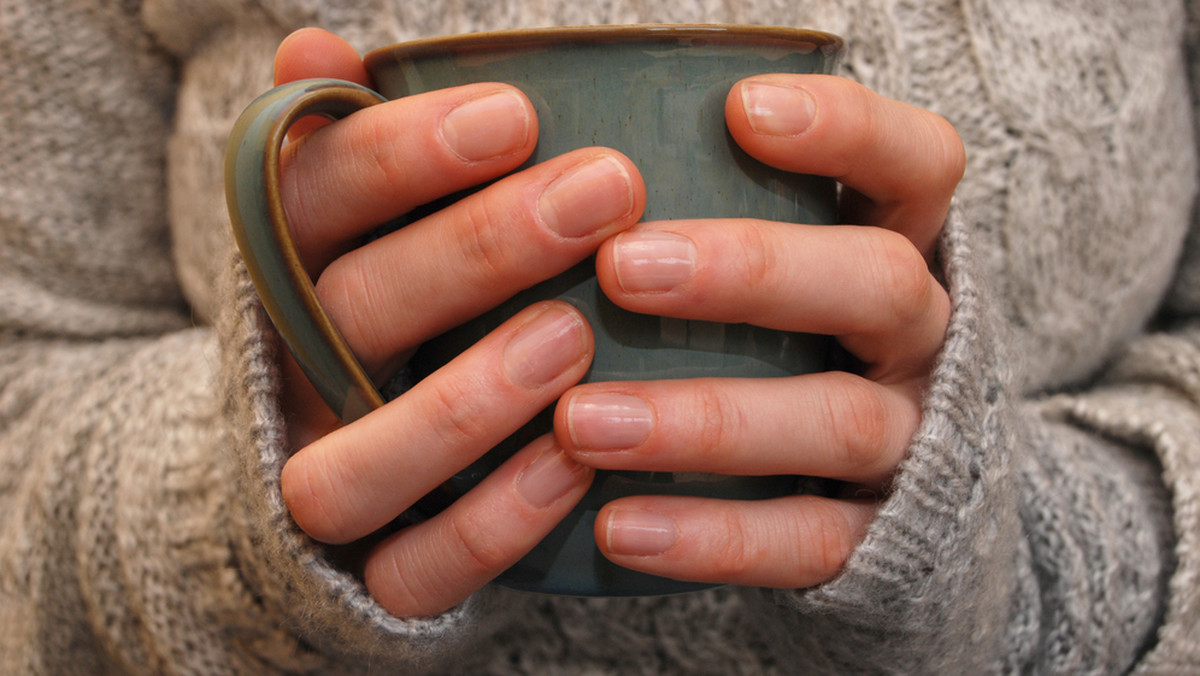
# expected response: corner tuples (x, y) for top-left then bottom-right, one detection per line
(225, 78), (388, 424)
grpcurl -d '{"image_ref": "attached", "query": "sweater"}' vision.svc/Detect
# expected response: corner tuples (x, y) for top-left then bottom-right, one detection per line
(2, 0), (1198, 673)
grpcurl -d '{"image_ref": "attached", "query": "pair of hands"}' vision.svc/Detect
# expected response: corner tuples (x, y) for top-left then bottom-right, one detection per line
(272, 28), (962, 618)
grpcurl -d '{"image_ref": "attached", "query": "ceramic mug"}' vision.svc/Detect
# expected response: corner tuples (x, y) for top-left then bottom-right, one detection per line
(226, 24), (843, 597)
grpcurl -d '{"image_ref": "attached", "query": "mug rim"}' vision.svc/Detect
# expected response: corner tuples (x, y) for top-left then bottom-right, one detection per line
(364, 23), (843, 69)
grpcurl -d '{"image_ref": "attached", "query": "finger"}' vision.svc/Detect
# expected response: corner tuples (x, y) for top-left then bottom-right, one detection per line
(594, 494), (876, 588)
(726, 74), (965, 256)
(557, 372), (919, 487)
(279, 82), (539, 270)
(316, 147), (642, 379)
(364, 435), (593, 617)
(274, 28), (372, 139)
(596, 220), (950, 381)
(281, 301), (592, 545)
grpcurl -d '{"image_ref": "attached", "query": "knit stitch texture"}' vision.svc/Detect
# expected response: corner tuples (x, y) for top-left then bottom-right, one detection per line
(2, 0), (1199, 673)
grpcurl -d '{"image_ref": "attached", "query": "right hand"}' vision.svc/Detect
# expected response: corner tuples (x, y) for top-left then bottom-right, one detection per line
(270, 28), (646, 617)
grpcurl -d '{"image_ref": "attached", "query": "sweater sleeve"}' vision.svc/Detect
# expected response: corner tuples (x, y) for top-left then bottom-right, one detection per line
(744, 206), (1191, 674)
(737, 2), (1200, 670)
(0, 2), (483, 673)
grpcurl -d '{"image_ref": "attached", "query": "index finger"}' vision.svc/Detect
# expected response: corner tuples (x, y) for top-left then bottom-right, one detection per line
(725, 75), (965, 257)
(278, 83), (538, 272)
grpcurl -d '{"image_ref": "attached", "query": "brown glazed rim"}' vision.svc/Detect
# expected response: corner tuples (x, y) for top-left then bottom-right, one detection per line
(364, 24), (843, 69)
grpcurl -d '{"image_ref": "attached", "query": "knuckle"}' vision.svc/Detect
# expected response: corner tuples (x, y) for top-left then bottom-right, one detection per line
(732, 223), (776, 293)
(279, 161), (321, 247)
(427, 376), (494, 449)
(797, 501), (856, 577)
(823, 373), (891, 475)
(692, 384), (740, 466)
(708, 508), (759, 580)
(315, 257), (388, 363)
(835, 82), (883, 177)
(365, 547), (434, 617)
(862, 229), (937, 327)
(447, 508), (511, 575)
(836, 80), (964, 198)
(362, 114), (416, 194)
(458, 191), (515, 278)
(923, 111), (967, 194)
(280, 453), (353, 543)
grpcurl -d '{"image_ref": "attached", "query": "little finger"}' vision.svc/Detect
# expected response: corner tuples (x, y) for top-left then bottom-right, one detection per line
(364, 435), (593, 617)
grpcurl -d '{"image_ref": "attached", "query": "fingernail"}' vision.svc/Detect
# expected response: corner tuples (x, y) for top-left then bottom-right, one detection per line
(539, 156), (635, 238)
(613, 232), (696, 293)
(742, 82), (816, 136)
(517, 446), (589, 508)
(606, 510), (678, 556)
(503, 306), (586, 388)
(442, 90), (531, 161)
(567, 392), (654, 450)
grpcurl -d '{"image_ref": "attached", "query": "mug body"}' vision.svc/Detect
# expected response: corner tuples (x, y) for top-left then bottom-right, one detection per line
(361, 26), (843, 596)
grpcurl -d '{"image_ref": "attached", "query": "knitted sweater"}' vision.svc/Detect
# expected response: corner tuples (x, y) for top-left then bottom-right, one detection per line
(2, 0), (1198, 673)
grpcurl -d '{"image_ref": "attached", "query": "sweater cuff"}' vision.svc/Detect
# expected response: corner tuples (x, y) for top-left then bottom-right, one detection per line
(216, 251), (476, 671)
(760, 203), (1178, 673)
(762, 204), (1025, 672)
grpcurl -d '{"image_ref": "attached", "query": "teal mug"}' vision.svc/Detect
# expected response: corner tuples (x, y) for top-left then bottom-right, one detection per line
(226, 24), (842, 597)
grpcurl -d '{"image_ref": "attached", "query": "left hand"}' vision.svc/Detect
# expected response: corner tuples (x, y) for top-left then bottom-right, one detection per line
(554, 74), (963, 588)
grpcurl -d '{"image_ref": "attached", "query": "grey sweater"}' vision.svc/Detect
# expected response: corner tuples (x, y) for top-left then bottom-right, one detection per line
(2, 0), (1198, 673)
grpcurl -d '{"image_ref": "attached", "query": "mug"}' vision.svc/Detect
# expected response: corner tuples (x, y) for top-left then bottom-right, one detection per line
(226, 24), (843, 597)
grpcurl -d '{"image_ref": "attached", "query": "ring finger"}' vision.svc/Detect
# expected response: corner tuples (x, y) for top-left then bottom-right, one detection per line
(557, 372), (919, 488)
(593, 494), (877, 588)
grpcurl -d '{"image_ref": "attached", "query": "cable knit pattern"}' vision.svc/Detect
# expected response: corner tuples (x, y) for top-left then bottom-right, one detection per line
(2, 0), (1199, 673)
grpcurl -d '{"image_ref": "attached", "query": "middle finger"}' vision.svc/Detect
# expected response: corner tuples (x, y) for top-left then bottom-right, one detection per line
(315, 147), (643, 379)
